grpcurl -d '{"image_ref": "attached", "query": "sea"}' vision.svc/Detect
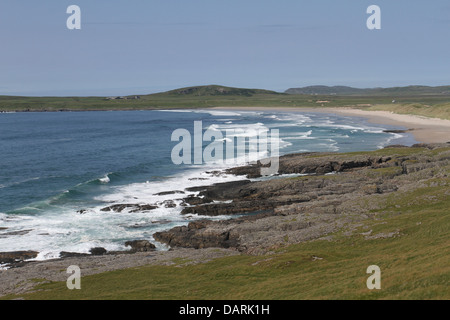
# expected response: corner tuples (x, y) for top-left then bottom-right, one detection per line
(0, 109), (417, 261)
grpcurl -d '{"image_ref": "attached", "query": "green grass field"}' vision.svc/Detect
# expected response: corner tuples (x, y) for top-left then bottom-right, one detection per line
(3, 147), (449, 300)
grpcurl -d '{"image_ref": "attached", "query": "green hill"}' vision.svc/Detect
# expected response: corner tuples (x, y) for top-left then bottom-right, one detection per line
(158, 85), (282, 97)
(0, 85), (284, 112)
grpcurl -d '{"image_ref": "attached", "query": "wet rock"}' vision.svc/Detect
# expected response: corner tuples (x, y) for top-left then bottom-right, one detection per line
(125, 240), (156, 252)
(0, 229), (32, 237)
(0, 251), (39, 264)
(129, 204), (158, 213)
(154, 190), (185, 196)
(162, 200), (176, 208)
(89, 247), (107, 255)
(101, 204), (136, 212)
(152, 219), (171, 225)
(100, 203), (158, 213)
(205, 170), (225, 177)
(124, 219), (171, 229)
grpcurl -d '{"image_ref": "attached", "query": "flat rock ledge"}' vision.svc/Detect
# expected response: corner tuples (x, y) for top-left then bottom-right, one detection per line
(154, 144), (450, 254)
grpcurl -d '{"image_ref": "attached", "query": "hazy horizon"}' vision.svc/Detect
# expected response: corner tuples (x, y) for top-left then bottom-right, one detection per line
(3, 83), (450, 98)
(1, 0), (450, 96)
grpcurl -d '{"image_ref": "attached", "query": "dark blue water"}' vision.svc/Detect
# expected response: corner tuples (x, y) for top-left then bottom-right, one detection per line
(0, 109), (416, 258)
(1, 111), (189, 213)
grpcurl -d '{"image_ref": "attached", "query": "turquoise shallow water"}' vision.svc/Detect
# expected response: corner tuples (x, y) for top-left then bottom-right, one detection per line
(0, 109), (417, 258)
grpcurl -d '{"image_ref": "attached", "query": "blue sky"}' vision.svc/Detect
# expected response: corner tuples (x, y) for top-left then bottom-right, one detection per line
(1, 0), (449, 96)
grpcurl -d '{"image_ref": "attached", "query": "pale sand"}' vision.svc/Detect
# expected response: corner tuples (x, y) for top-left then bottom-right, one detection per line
(211, 107), (450, 144)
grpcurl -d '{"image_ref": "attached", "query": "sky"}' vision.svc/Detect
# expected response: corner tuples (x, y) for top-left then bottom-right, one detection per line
(0, 0), (449, 96)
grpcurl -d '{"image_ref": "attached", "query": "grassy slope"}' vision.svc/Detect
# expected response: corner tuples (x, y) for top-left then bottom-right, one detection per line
(1, 85), (450, 120)
(3, 147), (449, 300)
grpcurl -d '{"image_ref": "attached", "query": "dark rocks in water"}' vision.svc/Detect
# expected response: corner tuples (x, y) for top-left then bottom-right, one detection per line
(77, 209), (87, 214)
(154, 190), (185, 196)
(125, 240), (156, 252)
(124, 219), (172, 229)
(152, 219), (171, 225)
(0, 251), (39, 264)
(100, 203), (158, 213)
(100, 204), (136, 213)
(205, 170), (225, 177)
(162, 200), (176, 208)
(129, 204), (158, 213)
(89, 247), (107, 255)
(0, 229), (33, 237)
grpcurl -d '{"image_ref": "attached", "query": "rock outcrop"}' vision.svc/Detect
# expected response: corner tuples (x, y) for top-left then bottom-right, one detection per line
(124, 240), (156, 252)
(100, 204), (158, 213)
(154, 144), (450, 254)
(0, 251), (39, 265)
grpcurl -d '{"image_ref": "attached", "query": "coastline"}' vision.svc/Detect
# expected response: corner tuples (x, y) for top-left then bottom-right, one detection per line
(4, 106), (450, 144)
(211, 106), (450, 144)
(1, 107), (398, 262)
(2, 142), (449, 299)
(1, 107), (449, 298)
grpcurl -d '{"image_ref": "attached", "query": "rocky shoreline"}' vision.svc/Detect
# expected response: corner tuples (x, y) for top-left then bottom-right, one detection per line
(1, 143), (449, 297)
(0, 239), (158, 268)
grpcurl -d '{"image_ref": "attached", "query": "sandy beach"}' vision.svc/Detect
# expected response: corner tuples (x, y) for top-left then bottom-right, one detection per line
(211, 107), (450, 144)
